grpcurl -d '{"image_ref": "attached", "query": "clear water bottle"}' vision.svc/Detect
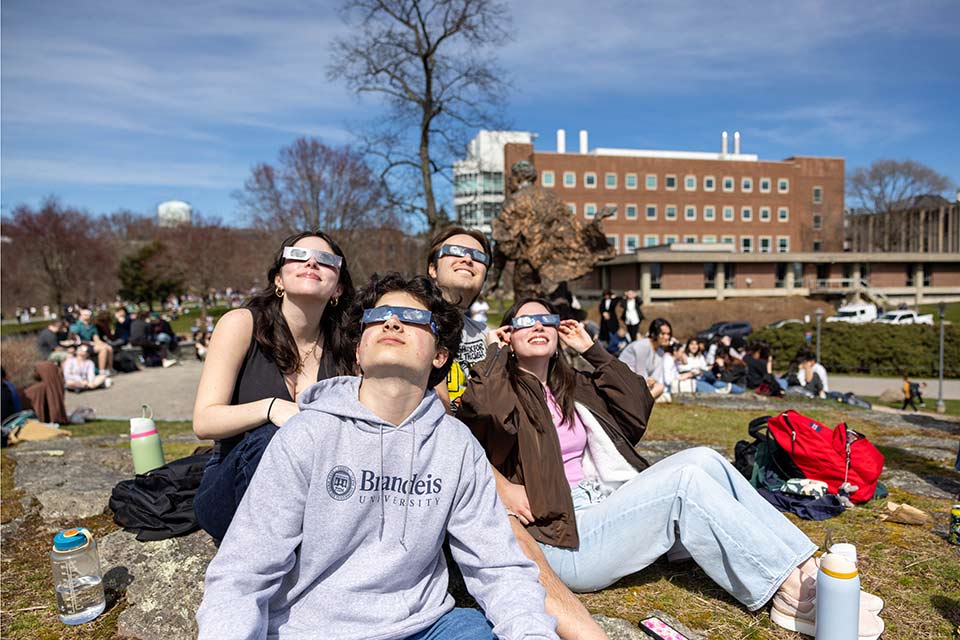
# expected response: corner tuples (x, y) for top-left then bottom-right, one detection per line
(50, 527), (106, 625)
(130, 403), (165, 475)
(815, 552), (860, 639)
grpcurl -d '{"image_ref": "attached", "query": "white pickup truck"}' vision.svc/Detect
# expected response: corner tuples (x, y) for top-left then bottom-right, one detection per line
(826, 303), (878, 324)
(874, 309), (935, 325)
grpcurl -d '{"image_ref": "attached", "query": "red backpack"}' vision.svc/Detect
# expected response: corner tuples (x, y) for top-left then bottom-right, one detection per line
(765, 410), (885, 503)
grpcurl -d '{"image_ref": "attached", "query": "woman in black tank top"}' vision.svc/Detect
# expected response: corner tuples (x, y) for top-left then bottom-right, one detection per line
(192, 231), (356, 541)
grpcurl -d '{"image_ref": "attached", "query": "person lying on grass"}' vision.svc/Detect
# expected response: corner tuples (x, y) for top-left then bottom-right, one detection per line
(197, 273), (558, 640)
(458, 298), (886, 640)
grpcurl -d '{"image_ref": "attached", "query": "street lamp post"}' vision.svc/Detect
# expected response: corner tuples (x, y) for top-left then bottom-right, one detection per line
(815, 308), (824, 363)
(937, 301), (946, 414)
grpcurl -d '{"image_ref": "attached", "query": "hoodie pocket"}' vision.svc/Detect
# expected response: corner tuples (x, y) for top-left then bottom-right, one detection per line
(283, 582), (413, 631)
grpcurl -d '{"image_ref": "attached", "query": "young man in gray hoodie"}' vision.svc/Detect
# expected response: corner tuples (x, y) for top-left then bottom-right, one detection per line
(197, 274), (558, 640)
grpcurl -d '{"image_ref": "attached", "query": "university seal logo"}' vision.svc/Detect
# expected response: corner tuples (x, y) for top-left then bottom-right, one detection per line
(326, 466), (356, 501)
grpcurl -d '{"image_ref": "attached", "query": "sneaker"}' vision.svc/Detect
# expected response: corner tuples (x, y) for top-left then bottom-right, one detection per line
(104, 378), (113, 389)
(770, 592), (885, 639)
(804, 558), (884, 613)
(162, 358), (177, 368)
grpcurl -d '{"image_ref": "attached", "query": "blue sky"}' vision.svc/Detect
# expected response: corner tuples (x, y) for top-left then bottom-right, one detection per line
(2, 0), (958, 225)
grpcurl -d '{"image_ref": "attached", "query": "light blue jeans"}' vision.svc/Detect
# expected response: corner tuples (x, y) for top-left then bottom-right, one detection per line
(538, 447), (817, 611)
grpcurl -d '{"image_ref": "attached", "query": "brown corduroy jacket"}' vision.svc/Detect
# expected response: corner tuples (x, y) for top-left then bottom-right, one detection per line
(458, 342), (654, 549)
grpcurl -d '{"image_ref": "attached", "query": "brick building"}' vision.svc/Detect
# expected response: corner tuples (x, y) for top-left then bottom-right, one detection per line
(503, 130), (844, 254)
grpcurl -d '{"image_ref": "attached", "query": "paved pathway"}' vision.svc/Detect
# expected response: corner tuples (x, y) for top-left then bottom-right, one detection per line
(830, 375), (960, 400)
(66, 358), (203, 421)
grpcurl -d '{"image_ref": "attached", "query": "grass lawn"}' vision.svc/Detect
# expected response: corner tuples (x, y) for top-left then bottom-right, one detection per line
(919, 301), (960, 326)
(3, 407), (959, 639)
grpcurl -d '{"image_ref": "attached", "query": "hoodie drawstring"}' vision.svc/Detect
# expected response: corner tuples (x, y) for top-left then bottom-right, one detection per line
(399, 421), (415, 551)
(378, 424), (386, 541)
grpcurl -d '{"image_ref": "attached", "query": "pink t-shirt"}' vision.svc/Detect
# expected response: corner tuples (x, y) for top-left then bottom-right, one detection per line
(543, 385), (587, 486)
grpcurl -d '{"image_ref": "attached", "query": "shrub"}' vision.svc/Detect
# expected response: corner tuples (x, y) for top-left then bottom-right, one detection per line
(0, 335), (44, 388)
(754, 323), (960, 377)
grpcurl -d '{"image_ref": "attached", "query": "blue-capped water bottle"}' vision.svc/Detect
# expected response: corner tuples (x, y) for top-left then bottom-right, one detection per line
(50, 527), (106, 625)
(815, 552), (859, 639)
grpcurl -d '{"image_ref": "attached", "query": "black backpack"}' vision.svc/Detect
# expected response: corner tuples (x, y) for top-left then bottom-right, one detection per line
(109, 452), (211, 541)
(733, 416), (804, 489)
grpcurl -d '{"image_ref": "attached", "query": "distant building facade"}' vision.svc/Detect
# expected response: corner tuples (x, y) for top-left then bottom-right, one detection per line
(157, 200), (193, 227)
(503, 129), (844, 255)
(454, 130), (534, 234)
(845, 195), (959, 253)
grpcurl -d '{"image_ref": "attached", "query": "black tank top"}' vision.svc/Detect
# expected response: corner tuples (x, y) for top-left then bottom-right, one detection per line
(219, 308), (338, 452)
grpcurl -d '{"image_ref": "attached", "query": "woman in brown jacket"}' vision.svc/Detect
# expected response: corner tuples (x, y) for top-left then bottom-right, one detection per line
(458, 299), (884, 638)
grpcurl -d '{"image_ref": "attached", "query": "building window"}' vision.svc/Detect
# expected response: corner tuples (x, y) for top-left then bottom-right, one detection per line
(684, 235), (698, 244)
(584, 172), (597, 188)
(664, 234), (678, 245)
(777, 236), (790, 253)
(625, 173), (638, 189)
(813, 214), (822, 230)
(646, 174), (657, 190)
(702, 234), (717, 243)
(684, 175), (697, 191)
(606, 234), (619, 252)
(741, 177), (753, 192)
(584, 203), (597, 219)
(704, 176), (716, 191)
(813, 186), (823, 203)
(721, 235), (735, 245)
(741, 236), (753, 253)
(759, 206), (771, 222)
(625, 204), (638, 219)
(563, 171), (576, 187)
(566, 203), (576, 214)
(645, 204), (657, 220)
(778, 207), (789, 222)
(724, 263), (736, 289)
(813, 240), (822, 252)
(665, 175), (678, 190)
(605, 203), (618, 219)
(605, 172), (617, 188)
(644, 234), (659, 247)
(542, 171), (555, 187)
(759, 236), (772, 253)
(905, 263), (914, 286)
(722, 206), (734, 221)
(684, 205), (697, 221)
(704, 205), (716, 221)
(665, 205), (678, 220)
(778, 178), (789, 193)
(650, 263), (662, 289)
(722, 177), (734, 192)
(704, 263), (716, 288)
(625, 234), (639, 252)
(760, 178), (771, 193)
(741, 206), (752, 221)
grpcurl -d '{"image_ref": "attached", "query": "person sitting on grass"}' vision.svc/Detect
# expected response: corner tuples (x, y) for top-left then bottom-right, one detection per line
(196, 273), (558, 640)
(36, 319), (74, 364)
(69, 309), (115, 374)
(458, 299), (885, 640)
(63, 345), (111, 392)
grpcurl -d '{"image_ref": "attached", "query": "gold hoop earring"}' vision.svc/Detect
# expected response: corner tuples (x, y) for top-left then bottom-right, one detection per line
(330, 297), (338, 308)
(275, 286), (285, 298)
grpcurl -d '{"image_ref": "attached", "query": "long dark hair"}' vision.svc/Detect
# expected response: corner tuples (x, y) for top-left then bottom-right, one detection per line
(245, 230), (356, 376)
(347, 273), (463, 388)
(501, 298), (577, 425)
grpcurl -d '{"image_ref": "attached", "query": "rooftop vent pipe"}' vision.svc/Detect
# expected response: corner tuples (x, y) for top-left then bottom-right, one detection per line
(579, 130), (588, 154)
(557, 129), (566, 153)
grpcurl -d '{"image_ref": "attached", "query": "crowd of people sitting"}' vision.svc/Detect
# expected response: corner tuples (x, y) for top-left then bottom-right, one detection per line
(189, 226), (885, 640)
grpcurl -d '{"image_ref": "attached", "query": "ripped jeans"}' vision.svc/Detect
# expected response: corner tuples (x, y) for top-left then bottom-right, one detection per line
(537, 447), (817, 610)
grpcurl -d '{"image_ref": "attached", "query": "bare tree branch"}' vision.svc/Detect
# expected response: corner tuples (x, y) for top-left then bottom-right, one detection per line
(847, 159), (953, 215)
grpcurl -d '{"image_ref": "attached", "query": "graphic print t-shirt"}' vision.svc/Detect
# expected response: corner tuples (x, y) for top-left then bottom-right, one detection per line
(447, 315), (487, 412)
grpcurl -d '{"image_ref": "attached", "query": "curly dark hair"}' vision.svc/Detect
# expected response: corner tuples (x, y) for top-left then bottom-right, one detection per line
(500, 298), (577, 425)
(245, 230), (356, 376)
(348, 273), (463, 388)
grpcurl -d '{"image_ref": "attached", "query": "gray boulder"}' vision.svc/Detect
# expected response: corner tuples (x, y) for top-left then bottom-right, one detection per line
(100, 529), (216, 640)
(877, 387), (901, 404)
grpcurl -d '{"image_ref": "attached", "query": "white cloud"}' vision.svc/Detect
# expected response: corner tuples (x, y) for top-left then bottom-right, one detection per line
(750, 103), (925, 149)
(3, 156), (244, 189)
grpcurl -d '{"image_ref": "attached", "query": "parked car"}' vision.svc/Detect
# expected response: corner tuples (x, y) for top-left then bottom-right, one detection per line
(767, 319), (804, 329)
(874, 309), (934, 325)
(696, 321), (753, 342)
(825, 303), (878, 324)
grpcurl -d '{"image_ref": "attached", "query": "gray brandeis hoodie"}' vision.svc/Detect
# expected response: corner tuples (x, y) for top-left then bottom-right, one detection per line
(196, 376), (558, 640)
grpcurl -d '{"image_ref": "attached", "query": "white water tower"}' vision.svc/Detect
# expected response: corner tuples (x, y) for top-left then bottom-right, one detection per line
(157, 200), (193, 227)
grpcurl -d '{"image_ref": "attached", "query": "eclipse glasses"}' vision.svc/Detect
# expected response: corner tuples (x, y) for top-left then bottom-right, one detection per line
(510, 313), (561, 330)
(362, 306), (438, 335)
(283, 246), (342, 269)
(436, 243), (489, 266)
